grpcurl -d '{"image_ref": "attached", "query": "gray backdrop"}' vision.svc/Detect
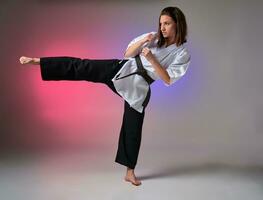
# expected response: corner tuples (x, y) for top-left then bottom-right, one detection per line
(0, 0), (262, 168)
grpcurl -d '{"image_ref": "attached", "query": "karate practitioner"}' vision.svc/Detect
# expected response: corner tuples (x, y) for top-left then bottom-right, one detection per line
(19, 6), (191, 186)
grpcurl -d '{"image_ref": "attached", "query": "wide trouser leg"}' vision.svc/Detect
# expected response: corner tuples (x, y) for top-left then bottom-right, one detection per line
(39, 56), (126, 95)
(115, 102), (147, 169)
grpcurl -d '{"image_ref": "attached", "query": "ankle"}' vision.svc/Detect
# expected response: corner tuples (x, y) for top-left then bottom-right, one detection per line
(32, 58), (40, 64)
(127, 167), (133, 171)
(127, 169), (136, 175)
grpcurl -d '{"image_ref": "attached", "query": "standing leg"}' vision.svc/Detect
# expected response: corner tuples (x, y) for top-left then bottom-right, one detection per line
(115, 101), (145, 169)
(115, 101), (146, 186)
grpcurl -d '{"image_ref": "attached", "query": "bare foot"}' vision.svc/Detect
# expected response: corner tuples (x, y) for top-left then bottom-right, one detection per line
(124, 168), (142, 186)
(19, 56), (33, 64)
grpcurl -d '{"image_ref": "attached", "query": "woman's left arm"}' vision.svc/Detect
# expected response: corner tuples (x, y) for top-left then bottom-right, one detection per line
(141, 47), (170, 85)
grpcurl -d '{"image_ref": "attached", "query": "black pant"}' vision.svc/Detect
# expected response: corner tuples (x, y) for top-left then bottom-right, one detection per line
(40, 56), (150, 169)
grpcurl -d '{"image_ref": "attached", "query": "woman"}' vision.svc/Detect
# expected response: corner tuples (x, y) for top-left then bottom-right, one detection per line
(19, 6), (191, 186)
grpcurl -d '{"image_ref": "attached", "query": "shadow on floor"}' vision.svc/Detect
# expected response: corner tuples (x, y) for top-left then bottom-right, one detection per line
(138, 162), (263, 181)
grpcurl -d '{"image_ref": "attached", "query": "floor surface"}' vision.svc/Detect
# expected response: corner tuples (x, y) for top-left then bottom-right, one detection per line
(0, 149), (263, 200)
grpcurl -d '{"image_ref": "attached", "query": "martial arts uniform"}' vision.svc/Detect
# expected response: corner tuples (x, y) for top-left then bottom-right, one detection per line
(39, 31), (191, 169)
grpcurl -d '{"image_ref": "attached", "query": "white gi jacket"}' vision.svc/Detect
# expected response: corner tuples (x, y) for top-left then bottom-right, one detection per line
(112, 31), (191, 113)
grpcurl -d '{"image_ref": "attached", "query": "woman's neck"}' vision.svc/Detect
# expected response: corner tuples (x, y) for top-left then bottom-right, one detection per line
(165, 37), (176, 47)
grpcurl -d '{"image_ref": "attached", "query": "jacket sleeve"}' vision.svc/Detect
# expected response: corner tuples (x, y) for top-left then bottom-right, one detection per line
(125, 31), (156, 57)
(164, 47), (191, 86)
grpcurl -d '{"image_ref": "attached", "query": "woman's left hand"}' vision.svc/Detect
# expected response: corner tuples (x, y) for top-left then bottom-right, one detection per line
(141, 47), (155, 62)
(141, 47), (171, 85)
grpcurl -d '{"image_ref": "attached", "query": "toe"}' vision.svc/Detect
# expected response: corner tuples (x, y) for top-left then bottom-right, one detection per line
(132, 180), (141, 186)
(124, 175), (142, 186)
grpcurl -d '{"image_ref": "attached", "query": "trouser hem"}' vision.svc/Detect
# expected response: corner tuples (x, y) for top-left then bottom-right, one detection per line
(115, 158), (136, 169)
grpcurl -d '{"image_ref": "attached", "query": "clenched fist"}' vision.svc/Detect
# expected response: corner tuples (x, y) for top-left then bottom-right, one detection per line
(141, 47), (155, 61)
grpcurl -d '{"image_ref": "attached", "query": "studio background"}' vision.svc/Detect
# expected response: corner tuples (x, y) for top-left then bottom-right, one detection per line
(0, 0), (263, 169)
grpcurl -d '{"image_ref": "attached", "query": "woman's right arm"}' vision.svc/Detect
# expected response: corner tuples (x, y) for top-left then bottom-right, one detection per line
(124, 33), (156, 58)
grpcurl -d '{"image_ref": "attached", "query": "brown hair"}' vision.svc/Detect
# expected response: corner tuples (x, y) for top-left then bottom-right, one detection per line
(157, 7), (188, 47)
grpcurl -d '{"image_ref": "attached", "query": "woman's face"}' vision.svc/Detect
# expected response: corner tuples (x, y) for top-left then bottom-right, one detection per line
(160, 15), (176, 40)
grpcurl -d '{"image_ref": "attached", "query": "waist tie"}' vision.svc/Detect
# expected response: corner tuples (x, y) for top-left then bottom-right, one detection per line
(115, 55), (154, 108)
(115, 55), (155, 85)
